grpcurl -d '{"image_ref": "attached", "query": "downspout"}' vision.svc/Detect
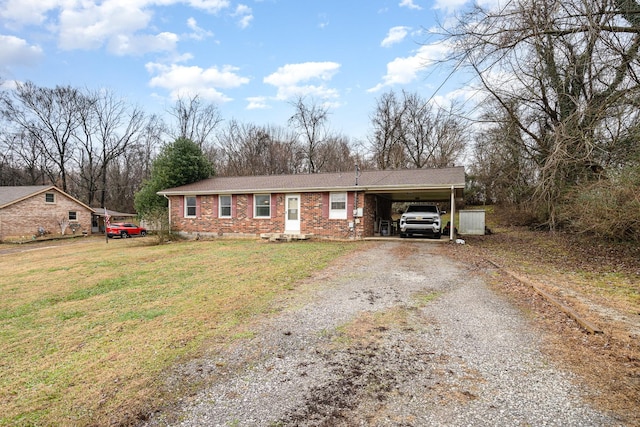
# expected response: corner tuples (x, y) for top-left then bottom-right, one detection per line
(449, 185), (455, 241)
(353, 189), (358, 240)
(164, 195), (172, 229)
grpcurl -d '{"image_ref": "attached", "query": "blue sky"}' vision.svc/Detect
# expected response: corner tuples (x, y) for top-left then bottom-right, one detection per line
(0, 0), (480, 142)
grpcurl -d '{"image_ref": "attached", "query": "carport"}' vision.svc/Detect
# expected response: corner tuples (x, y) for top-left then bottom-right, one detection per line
(91, 208), (137, 233)
(358, 167), (465, 241)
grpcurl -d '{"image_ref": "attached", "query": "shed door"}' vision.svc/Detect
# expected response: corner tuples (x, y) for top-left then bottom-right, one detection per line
(285, 194), (300, 233)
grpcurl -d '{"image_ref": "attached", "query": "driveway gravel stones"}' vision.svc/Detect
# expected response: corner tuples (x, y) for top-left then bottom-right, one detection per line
(143, 241), (618, 426)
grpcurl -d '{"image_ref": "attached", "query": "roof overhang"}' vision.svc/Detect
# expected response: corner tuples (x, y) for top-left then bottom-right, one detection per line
(161, 184), (464, 202)
(157, 167), (466, 203)
(371, 186), (464, 202)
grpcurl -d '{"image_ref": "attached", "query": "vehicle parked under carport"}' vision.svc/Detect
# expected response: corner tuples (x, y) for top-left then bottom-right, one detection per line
(399, 205), (443, 238)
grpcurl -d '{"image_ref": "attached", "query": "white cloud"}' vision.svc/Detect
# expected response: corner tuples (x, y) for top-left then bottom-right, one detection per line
(399, 0), (422, 10)
(381, 26), (410, 47)
(264, 62), (340, 87)
(57, 1), (153, 51)
(186, 0), (230, 13)
(432, 0), (468, 13)
(368, 42), (450, 92)
(237, 14), (253, 29)
(317, 13), (329, 29)
(186, 17), (214, 40)
(430, 86), (478, 109)
(109, 32), (179, 56)
(1, 0), (231, 56)
(246, 96), (269, 110)
(264, 62), (341, 100)
(0, 35), (43, 68)
(233, 4), (253, 29)
(146, 62), (250, 102)
(0, 0), (59, 27)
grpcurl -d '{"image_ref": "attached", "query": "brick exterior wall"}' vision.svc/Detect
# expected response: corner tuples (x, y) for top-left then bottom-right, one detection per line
(168, 191), (375, 239)
(0, 189), (93, 240)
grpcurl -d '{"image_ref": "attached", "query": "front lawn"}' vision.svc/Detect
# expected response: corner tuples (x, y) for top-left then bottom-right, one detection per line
(0, 238), (359, 426)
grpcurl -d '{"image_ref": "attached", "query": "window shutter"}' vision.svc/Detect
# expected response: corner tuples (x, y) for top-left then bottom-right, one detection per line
(179, 197), (184, 217)
(271, 194), (277, 218)
(322, 192), (329, 218)
(212, 195), (218, 218)
(196, 196), (201, 218)
(347, 192), (355, 219)
(232, 195), (237, 218)
(247, 195), (253, 219)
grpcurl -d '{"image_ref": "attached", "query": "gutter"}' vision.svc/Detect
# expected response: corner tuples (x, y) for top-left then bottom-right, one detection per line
(157, 183), (466, 197)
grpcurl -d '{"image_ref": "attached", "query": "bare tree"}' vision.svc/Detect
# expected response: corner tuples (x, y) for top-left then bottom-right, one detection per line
(368, 91), (406, 169)
(0, 82), (88, 192)
(216, 120), (301, 176)
(399, 91), (433, 168)
(429, 104), (468, 167)
(75, 89), (146, 207)
(446, 0), (640, 227)
(469, 98), (536, 206)
(369, 90), (467, 169)
(103, 114), (165, 212)
(315, 135), (359, 173)
(288, 96), (330, 173)
(168, 94), (223, 149)
(1, 130), (49, 185)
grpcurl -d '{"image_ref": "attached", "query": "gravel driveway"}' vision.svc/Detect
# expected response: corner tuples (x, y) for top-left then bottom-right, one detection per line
(144, 241), (616, 426)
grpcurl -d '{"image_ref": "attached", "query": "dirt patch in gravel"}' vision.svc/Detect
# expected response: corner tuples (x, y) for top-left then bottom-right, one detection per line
(439, 229), (640, 426)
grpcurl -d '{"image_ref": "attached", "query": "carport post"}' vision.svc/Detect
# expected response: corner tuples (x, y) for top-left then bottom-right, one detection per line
(449, 185), (455, 241)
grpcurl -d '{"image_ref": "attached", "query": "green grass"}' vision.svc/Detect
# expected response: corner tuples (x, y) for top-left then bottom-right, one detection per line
(0, 237), (360, 426)
(413, 291), (442, 307)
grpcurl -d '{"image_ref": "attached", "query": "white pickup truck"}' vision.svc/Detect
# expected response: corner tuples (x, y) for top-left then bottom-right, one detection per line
(399, 205), (442, 239)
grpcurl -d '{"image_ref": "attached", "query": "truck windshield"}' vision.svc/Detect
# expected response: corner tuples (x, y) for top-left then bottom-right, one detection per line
(406, 205), (438, 213)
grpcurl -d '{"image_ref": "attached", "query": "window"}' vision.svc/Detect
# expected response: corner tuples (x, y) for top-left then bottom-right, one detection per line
(329, 192), (347, 219)
(254, 194), (271, 218)
(219, 195), (232, 218)
(45, 193), (55, 203)
(185, 196), (197, 217)
(68, 211), (77, 221)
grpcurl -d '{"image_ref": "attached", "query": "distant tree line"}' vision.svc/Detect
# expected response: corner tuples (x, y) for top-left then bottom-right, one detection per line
(0, 83), (466, 214)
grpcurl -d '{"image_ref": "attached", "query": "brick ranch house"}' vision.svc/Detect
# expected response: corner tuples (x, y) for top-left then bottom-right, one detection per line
(157, 167), (465, 240)
(0, 185), (93, 241)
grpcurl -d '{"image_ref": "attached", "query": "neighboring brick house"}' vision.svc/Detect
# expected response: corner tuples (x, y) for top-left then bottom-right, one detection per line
(158, 167), (465, 240)
(0, 186), (94, 241)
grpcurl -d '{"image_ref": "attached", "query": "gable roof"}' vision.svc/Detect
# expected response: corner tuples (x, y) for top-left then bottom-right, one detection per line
(0, 185), (94, 211)
(158, 167), (465, 201)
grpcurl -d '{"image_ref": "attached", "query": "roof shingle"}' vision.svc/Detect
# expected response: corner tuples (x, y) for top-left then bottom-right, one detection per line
(158, 167), (465, 195)
(0, 185), (54, 208)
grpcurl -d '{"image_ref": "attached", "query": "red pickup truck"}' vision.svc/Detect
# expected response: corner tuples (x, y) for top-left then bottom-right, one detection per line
(106, 222), (147, 238)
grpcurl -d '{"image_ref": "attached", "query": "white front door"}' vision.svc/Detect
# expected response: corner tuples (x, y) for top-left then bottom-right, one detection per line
(285, 194), (300, 233)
